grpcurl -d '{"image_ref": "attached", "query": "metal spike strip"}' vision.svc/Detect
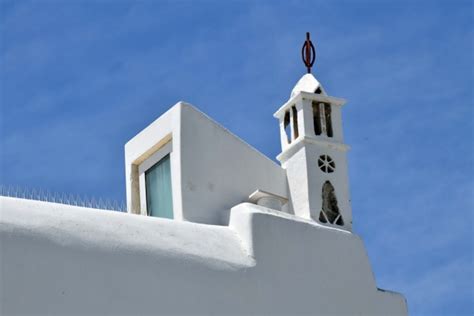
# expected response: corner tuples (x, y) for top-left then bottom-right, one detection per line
(0, 185), (126, 212)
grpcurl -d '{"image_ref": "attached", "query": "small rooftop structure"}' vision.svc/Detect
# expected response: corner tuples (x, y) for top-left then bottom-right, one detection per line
(124, 102), (288, 225)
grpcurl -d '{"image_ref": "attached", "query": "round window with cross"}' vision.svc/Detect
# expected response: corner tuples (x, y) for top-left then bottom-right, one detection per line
(318, 155), (335, 173)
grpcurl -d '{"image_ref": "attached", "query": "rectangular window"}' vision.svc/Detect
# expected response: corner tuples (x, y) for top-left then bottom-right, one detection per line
(312, 102), (322, 136)
(145, 154), (173, 218)
(324, 103), (333, 138)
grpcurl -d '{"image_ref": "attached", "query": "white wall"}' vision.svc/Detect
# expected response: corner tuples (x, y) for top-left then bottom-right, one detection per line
(125, 102), (288, 225)
(0, 197), (407, 316)
(124, 104), (182, 218)
(179, 104), (288, 224)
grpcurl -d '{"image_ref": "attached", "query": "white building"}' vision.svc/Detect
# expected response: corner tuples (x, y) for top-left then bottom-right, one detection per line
(0, 64), (407, 314)
(124, 74), (352, 229)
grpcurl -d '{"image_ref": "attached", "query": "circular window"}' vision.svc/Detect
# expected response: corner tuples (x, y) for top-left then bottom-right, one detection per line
(318, 155), (335, 173)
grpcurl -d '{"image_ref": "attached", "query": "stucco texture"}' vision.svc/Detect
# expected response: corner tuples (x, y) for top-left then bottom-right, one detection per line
(0, 197), (406, 315)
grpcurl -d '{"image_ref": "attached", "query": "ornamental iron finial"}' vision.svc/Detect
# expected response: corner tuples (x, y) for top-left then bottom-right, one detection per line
(301, 32), (316, 73)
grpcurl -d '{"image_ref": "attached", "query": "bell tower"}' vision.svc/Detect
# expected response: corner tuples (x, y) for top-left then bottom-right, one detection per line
(275, 33), (352, 231)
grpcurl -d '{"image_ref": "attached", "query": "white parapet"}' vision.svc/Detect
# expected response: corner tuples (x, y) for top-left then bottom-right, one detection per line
(1, 196), (407, 316)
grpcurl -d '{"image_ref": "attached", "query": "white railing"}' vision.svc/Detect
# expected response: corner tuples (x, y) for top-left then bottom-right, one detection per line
(0, 185), (126, 212)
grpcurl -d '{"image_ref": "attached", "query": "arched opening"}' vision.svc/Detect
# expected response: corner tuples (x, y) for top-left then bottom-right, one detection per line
(324, 103), (333, 138)
(312, 102), (322, 136)
(291, 106), (299, 140)
(284, 111), (291, 144)
(312, 102), (333, 138)
(319, 181), (344, 226)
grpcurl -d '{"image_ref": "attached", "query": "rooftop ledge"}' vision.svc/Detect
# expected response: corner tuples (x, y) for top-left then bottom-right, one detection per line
(2, 197), (408, 315)
(274, 91), (347, 119)
(0, 196), (351, 271)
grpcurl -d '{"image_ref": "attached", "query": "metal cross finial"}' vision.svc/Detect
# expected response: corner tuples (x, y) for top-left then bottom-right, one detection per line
(301, 32), (316, 73)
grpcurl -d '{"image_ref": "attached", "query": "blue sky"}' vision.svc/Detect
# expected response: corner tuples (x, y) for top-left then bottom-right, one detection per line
(0, 0), (472, 314)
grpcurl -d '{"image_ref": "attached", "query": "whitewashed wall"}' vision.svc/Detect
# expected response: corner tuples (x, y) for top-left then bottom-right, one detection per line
(0, 197), (407, 316)
(179, 104), (288, 224)
(125, 102), (288, 225)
